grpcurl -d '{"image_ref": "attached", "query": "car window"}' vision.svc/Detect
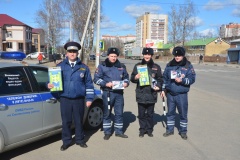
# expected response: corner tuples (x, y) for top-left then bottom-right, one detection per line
(29, 67), (49, 92)
(0, 68), (32, 95)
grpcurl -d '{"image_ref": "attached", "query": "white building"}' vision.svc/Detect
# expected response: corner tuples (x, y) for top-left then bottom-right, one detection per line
(220, 23), (240, 38)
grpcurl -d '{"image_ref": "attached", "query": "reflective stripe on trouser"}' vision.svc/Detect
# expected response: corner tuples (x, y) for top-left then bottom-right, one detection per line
(166, 93), (188, 134)
(60, 97), (85, 145)
(102, 91), (124, 135)
(138, 103), (155, 134)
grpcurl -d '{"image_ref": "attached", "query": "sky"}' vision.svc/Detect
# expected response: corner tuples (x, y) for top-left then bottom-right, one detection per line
(1, 0), (240, 39)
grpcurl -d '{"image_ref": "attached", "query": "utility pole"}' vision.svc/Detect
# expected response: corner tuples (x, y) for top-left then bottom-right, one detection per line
(70, 20), (72, 41)
(95, 0), (100, 68)
(78, 0), (95, 59)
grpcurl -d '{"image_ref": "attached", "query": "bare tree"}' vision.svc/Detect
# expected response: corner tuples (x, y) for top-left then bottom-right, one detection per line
(35, 0), (67, 54)
(168, 0), (197, 46)
(64, 0), (98, 62)
(191, 30), (201, 39)
(102, 38), (124, 56)
(179, 0), (196, 45)
(168, 5), (181, 46)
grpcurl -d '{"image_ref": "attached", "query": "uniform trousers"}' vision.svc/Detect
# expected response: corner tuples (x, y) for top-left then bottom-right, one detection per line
(138, 103), (155, 134)
(166, 93), (188, 134)
(60, 97), (85, 145)
(102, 90), (124, 135)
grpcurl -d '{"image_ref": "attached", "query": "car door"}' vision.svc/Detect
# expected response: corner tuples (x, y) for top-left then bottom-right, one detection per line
(28, 66), (62, 131)
(0, 67), (43, 145)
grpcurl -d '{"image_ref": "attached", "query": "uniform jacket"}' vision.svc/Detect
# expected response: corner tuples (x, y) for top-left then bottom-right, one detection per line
(93, 58), (129, 91)
(57, 57), (94, 101)
(162, 57), (196, 95)
(130, 58), (163, 104)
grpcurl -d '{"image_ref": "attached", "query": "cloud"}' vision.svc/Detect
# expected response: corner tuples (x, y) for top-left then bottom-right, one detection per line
(232, 7), (240, 17)
(101, 16), (135, 32)
(101, 16), (117, 29)
(188, 17), (204, 27)
(118, 24), (135, 31)
(199, 28), (216, 36)
(124, 4), (161, 18)
(203, 0), (225, 10)
(101, 21), (118, 29)
(101, 23), (135, 31)
(100, 4), (162, 35)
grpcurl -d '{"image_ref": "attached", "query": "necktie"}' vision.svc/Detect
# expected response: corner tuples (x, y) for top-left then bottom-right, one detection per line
(71, 63), (74, 69)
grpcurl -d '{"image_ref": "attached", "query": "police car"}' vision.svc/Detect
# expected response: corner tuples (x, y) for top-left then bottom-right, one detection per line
(0, 52), (103, 153)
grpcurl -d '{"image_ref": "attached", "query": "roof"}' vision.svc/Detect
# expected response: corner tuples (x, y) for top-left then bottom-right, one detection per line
(32, 28), (44, 34)
(0, 14), (30, 28)
(227, 47), (240, 51)
(185, 38), (217, 46)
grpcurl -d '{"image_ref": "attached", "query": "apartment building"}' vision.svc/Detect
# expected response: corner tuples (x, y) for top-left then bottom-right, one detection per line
(136, 12), (168, 50)
(220, 23), (240, 39)
(0, 14), (32, 54)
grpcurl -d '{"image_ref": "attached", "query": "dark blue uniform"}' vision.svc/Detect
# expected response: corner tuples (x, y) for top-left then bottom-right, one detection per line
(57, 57), (94, 146)
(162, 57), (196, 135)
(93, 58), (129, 135)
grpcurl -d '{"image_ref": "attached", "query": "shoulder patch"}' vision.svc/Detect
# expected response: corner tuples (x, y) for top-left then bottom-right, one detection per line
(79, 68), (86, 70)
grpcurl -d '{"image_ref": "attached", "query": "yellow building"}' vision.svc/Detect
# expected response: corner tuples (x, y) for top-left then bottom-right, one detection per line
(185, 38), (230, 56)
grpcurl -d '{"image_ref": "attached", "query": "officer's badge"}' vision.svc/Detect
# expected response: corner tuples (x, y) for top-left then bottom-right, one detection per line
(80, 73), (84, 78)
(120, 75), (123, 78)
(79, 68), (86, 70)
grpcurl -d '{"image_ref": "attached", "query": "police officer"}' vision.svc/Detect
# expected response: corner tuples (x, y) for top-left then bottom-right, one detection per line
(130, 48), (163, 137)
(160, 46), (196, 140)
(93, 47), (129, 140)
(48, 41), (94, 150)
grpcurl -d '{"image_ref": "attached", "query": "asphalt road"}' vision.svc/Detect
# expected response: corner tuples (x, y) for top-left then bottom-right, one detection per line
(1, 58), (240, 160)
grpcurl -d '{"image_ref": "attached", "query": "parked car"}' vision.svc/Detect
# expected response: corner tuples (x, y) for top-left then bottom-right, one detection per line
(101, 52), (107, 57)
(26, 52), (46, 59)
(89, 54), (96, 60)
(0, 52), (103, 153)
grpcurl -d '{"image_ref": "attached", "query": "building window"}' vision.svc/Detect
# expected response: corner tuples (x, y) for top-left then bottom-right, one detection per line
(7, 42), (12, 48)
(6, 31), (12, 38)
(19, 43), (23, 50)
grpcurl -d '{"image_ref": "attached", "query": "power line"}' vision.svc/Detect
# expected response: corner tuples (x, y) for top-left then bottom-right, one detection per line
(129, 0), (240, 6)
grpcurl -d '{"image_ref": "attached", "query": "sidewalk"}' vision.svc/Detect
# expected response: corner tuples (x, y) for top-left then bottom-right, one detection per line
(201, 62), (240, 68)
(155, 58), (240, 69)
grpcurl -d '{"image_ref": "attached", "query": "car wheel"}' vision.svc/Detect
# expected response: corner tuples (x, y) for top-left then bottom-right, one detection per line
(27, 56), (31, 60)
(84, 102), (103, 130)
